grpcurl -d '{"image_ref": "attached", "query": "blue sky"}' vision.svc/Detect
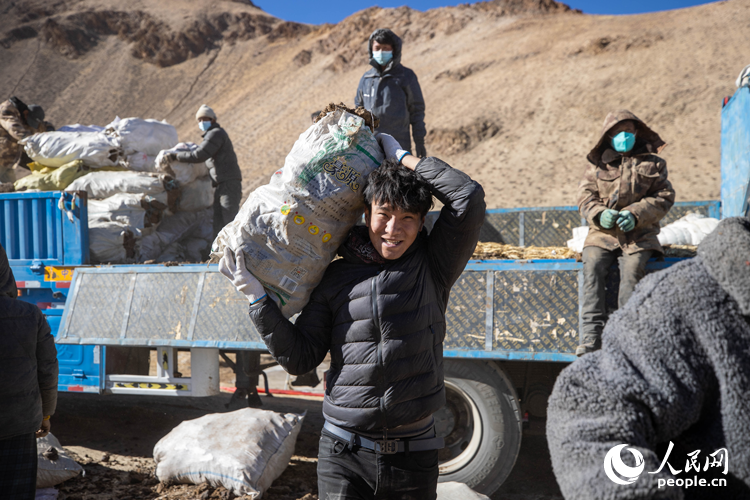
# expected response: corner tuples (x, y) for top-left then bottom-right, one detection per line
(255, 1), (716, 25)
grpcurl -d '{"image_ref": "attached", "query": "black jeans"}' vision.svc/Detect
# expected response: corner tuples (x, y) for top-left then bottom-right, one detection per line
(317, 431), (439, 500)
(212, 181), (242, 241)
(0, 433), (37, 500)
(580, 246), (652, 349)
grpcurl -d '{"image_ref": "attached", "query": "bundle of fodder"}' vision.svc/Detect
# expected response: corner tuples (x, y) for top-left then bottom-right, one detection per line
(662, 244), (698, 258)
(473, 242), (580, 260)
(212, 103), (383, 318)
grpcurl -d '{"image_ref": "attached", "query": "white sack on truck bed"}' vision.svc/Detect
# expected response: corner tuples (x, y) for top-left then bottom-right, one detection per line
(212, 105), (383, 318)
(153, 408), (304, 498)
(139, 209), (211, 262)
(66, 171), (167, 199)
(20, 131), (122, 168)
(155, 143), (209, 185)
(88, 193), (168, 231)
(89, 220), (140, 264)
(123, 151), (158, 172)
(178, 176), (214, 212)
(657, 213), (720, 246)
(105, 117), (178, 156)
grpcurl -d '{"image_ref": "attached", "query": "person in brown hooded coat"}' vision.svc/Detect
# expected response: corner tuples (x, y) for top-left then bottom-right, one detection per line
(576, 110), (675, 356)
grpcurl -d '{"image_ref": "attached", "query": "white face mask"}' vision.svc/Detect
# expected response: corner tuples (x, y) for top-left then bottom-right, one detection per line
(199, 121), (211, 132)
(373, 50), (393, 66)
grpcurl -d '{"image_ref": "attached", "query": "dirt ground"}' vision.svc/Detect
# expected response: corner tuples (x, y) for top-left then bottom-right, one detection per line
(51, 390), (562, 500)
(48, 352), (562, 499)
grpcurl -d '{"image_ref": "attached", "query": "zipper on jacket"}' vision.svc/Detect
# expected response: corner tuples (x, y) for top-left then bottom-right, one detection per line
(370, 275), (387, 428)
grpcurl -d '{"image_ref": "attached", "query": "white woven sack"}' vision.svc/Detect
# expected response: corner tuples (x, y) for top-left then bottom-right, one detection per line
(105, 117), (178, 156)
(212, 109), (383, 317)
(179, 177), (214, 212)
(153, 408), (304, 498)
(20, 131), (122, 168)
(139, 209), (211, 262)
(155, 144), (209, 185)
(123, 152), (158, 172)
(66, 171), (165, 199)
(36, 433), (83, 488)
(88, 220), (140, 263)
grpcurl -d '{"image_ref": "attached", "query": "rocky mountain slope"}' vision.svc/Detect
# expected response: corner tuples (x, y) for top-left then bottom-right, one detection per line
(1, 0), (742, 208)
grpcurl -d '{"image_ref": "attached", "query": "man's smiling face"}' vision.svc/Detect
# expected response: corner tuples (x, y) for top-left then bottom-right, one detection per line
(365, 201), (424, 260)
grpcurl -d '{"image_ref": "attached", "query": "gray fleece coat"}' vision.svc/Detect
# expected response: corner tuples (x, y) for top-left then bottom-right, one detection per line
(0, 244), (58, 440)
(547, 217), (750, 499)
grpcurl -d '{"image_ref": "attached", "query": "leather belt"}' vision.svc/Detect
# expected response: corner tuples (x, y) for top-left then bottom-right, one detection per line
(323, 421), (444, 455)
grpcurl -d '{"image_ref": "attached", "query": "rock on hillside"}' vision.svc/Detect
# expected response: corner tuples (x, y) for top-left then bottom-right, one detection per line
(0, 0), (743, 208)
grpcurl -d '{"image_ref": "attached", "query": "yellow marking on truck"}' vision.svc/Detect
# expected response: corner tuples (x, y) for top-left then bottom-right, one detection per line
(44, 266), (76, 282)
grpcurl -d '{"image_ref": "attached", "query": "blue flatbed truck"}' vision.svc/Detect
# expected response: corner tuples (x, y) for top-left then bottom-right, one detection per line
(2, 86), (749, 496)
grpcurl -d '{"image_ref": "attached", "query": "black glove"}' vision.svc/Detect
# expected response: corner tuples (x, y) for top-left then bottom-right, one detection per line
(414, 143), (427, 158)
(167, 152), (178, 162)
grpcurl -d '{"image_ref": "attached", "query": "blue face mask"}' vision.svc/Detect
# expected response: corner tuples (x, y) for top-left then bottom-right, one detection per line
(199, 121), (211, 132)
(372, 50), (393, 66)
(612, 131), (636, 153)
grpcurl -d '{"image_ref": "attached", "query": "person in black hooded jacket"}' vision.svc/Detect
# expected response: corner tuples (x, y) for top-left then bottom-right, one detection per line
(219, 134), (485, 499)
(0, 243), (58, 499)
(355, 28), (427, 158)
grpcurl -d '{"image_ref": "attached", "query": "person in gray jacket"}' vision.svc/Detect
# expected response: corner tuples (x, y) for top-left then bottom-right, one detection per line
(220, 134), (485, 499)
(0, 243), (58, 499)
(167, 104), (243, 241)
(547, 217), (750, 499)
(355, 29), (427, 157)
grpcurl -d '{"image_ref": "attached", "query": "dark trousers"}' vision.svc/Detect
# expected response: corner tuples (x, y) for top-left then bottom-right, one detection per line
(317, 431), (439, 500)
(0, 433), (37, 500)
(212, 181), (242, 242)
(580, 246), (652, 349)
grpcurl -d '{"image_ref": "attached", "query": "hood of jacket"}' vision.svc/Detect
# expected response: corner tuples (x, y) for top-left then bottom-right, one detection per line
(587, 110), (666, 166)
(368, 28), (402, 74)
(0, 244), (17, 299)
(698, 216), (750, 315)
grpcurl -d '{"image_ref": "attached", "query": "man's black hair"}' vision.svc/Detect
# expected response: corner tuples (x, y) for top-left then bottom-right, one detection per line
(372, 30), (396, 48)
(364, 159), (433, 217)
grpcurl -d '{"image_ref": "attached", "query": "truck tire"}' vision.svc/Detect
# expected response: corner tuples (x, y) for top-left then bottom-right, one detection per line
(435, 359), (522, 496)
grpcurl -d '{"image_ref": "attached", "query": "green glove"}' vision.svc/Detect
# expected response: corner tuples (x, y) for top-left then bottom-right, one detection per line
(617, 211), (636, 232)
(599, 209), (619, 229)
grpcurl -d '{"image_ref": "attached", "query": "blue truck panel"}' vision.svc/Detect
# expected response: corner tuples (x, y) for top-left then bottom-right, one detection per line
(721, 86), (750, 218)
(0, 191), (100, 393)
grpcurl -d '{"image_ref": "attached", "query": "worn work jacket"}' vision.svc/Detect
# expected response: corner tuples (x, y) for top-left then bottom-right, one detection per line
(175, 123), (241, 185)
(577, 110), (675, 255)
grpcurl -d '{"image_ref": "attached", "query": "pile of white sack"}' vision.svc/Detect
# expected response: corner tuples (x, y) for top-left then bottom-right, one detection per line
(18, 117), (215, 263)
(566, 212), (721, 253)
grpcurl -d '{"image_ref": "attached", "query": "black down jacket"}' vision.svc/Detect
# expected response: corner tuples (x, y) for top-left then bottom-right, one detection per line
(175, 122), (241, 185)
(0, 244), (58, 440)
(547, 217), (750, 499)
(250, 157), (485, 433)
(354, 29), (426, 152)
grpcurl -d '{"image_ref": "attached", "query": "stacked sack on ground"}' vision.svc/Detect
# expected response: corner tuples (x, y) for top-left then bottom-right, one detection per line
(16, 118), (215, 263)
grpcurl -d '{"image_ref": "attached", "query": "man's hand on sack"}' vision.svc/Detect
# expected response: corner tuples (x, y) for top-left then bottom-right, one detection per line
(376, 133), (411, 164)
(166, 152), (178, 163)
(218, 249), (267, 305)
(36, 419), (50, 438)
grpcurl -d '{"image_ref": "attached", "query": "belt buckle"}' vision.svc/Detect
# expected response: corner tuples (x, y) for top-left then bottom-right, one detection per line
(375, 439), (399, 455)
